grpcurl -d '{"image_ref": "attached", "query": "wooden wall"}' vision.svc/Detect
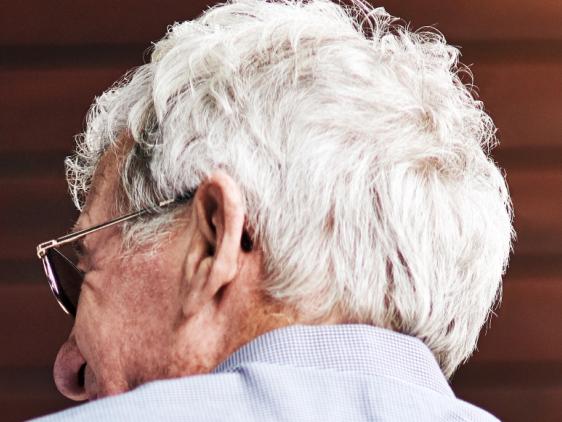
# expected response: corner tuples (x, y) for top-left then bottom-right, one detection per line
(1, 1), (560, 420)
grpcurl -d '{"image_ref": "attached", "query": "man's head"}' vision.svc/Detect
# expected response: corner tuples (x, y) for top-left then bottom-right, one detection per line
(55, 136), (294, 400)
(54, 0), (514, 401)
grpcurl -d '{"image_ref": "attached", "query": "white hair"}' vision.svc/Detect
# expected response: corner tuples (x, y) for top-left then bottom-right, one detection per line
(66, 0), (515, 377)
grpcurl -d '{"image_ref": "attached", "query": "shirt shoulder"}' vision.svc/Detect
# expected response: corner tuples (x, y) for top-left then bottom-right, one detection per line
(31, 362), (499, 422)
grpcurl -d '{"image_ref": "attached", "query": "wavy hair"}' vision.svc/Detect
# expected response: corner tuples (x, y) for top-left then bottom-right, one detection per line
(66, 0), (515, 377)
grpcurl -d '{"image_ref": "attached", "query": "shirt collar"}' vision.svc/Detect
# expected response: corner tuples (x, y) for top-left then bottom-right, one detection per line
(213, 324), (454, 397)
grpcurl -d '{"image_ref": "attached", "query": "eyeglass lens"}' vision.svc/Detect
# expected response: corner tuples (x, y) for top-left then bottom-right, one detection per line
(42, 248), (84, 316)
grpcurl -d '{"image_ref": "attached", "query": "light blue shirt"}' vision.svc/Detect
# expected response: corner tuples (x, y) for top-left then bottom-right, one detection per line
(33, 324), (498, 421)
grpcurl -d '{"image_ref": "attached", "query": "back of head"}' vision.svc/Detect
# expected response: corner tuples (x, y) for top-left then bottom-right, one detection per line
(67, 0), (515, 378)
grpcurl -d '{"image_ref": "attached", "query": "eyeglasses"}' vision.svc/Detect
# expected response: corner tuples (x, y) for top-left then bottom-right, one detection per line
(36, 193), (195, 317)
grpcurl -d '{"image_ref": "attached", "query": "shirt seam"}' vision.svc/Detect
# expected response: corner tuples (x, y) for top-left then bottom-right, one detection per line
(221, 360), (454, 399)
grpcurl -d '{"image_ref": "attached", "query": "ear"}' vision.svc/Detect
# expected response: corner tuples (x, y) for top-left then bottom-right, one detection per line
(181, 170), (246, 318)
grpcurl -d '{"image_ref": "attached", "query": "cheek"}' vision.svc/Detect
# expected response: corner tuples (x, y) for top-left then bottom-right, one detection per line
(69, 204), (191, 390)
(88, 253), (178, 319)
(127, 251), (185, 316)
(76, 254), (182, 380)
(122, 257), (181, 320)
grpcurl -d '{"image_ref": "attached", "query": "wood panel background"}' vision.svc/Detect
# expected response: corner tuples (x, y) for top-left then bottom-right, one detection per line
(1, 1), (561, 420)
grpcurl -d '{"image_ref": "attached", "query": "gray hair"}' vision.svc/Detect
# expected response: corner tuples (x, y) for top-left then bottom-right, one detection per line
(66, 0), (515, 377)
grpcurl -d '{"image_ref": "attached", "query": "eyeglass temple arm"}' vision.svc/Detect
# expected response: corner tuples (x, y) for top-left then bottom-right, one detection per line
(36, 198), (177, 259)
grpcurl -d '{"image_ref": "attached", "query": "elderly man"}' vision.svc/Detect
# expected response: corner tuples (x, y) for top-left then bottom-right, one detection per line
(34, 0), (514, 420)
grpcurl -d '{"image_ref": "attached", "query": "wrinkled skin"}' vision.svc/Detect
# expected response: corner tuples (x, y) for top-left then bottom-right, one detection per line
(54, 141), (292, 401)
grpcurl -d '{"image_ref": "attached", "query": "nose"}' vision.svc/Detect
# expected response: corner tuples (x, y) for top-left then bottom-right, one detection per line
(53, 337), (89, 401)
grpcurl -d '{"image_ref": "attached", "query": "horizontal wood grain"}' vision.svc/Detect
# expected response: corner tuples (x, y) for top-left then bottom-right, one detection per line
(493, 147), (562, 170)
(472, 279), (562, 363)
(380, 0), (562, 42)
(1, 0), (561, 46)
(0, 275), (560, 367)
(0, 0), (212, 46)
(503, 254), (562, 283)
(0, 150), (71, 179)
(3, 40), (561, 71)
(0, 284), (73, 367)
(455, 384), (562, 422)
(0, 397), (75, 422)
(470, 61), (562, 150)
(1, 167), (559, 259)
(1, 66), (131, 153)
(0, 178), (78, 261)
(2, 59), (561, 153)
(452, 361), (562, 389)
(453, 361), (562, 422)
(0, 362), (559, 422)
(506, 169), (562, 255)
(1, 44), (146, 69)
(2, 251), (560, 286)
(0, 144), (558, 180)
(0, 1), (559, 421)
(0, 367), (75, 422)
